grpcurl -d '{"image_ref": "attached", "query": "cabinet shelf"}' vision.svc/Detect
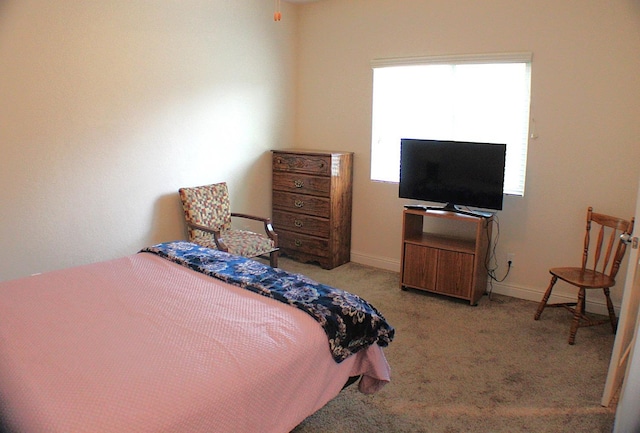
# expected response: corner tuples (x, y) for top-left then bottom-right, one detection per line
(400, 208), (493, 305)
(403, 233), (476, 253)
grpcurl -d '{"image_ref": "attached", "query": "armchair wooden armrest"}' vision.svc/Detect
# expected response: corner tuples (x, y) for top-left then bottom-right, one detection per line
(231, 213), (279, 247)
(188, 215), (279, 252)
(186, 221), (229, 252)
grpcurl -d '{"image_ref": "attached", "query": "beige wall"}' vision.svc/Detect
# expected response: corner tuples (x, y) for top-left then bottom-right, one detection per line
(293, 0), (640, 310)
(0, 0), (298, 281)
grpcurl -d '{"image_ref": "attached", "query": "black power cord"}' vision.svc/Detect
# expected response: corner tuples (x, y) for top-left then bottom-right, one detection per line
(483, 215), (512, 298)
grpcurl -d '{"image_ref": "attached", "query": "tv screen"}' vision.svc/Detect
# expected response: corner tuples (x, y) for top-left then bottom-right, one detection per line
(399, 139), (506, 213)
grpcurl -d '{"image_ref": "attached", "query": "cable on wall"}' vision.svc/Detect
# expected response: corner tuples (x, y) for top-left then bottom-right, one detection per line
(484, 215), (511, 298)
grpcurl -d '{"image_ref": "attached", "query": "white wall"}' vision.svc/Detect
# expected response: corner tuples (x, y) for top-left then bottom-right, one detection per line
(293, 0), (640, 310)
(0, 0), (297, 281)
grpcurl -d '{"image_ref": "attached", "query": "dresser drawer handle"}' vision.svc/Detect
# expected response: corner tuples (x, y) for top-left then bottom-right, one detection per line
(294, 200), (304, 208)
(294, 239), (303, 247)
(294, 219), (303, 228)
(293, 180), (304, 188)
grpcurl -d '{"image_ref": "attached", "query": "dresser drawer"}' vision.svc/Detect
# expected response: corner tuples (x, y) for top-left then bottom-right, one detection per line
(272, 153), (332, 176)
(272, 191), (330, 217)
(278, 230), (329, 258)
(272, 210), (330, 238)
(272, 172), (331, 197)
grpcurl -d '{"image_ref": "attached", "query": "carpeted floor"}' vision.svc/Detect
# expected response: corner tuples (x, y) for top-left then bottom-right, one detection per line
(274, 257), (617, 433)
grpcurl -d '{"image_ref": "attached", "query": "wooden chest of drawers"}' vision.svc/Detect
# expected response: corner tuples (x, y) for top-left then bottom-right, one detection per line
(271, 149), (353, 269)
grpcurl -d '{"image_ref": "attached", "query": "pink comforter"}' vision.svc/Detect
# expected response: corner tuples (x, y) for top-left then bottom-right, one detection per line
(0, 253), (390, 432)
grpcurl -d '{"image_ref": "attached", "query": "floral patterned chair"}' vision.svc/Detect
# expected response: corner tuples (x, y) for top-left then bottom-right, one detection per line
(179, 182), (279, 267)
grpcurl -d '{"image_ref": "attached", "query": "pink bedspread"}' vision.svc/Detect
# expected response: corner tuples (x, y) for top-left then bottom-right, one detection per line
(0, 254), (390, 432)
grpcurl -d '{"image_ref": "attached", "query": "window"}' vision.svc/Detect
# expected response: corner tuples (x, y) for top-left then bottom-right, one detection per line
(370, 53), (532, 196)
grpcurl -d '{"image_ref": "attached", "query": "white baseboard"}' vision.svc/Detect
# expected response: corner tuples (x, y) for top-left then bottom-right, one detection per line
(350, 251), (617, 316)
(350, 251), (400, 272)
(488, 281), (617, 316)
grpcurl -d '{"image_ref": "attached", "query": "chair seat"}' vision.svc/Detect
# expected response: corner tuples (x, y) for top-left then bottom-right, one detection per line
(550, 267), (616, 289)
(193, 229), (277, 259)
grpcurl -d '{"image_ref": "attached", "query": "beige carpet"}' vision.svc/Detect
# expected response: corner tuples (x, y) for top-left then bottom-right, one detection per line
(273, 257), (617, 433)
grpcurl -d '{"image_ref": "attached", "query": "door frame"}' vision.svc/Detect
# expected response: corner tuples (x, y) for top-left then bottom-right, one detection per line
(602, 175), (640, 406)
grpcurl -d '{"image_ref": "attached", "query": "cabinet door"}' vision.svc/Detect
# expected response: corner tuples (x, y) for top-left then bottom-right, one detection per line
(402, 243), (438, 290)
(436, 250), (474, 298)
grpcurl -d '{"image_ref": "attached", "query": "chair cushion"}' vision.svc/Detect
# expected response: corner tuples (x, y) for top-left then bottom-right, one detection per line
(192, 229), (276, 258)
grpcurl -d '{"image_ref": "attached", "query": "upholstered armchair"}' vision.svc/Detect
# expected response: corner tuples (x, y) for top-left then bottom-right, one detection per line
(179, 182), (279, 267)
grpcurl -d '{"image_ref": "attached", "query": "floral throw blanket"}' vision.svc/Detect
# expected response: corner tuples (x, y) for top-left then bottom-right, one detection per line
(140, 241), (395, 362)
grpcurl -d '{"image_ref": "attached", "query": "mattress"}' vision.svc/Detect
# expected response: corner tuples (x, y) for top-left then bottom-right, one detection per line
(0, 252), (391, 432)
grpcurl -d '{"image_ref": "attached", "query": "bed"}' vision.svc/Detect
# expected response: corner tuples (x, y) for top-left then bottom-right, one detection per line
(0, 241), (394, 433)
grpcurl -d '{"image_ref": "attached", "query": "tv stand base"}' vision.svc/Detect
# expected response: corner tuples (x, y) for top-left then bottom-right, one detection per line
(400, 208), (494, 305)
(426, 203), (494, 219)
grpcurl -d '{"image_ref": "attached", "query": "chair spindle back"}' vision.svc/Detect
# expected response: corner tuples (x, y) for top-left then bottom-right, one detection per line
(582, 206), (635, 279)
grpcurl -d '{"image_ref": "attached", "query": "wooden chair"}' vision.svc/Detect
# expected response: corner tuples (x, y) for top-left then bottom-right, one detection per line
(179, 182), (279, 267)
(534, 207), (634, 345)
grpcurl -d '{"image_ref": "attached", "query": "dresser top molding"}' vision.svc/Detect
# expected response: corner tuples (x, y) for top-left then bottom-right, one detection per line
(272, 149), (354, 156)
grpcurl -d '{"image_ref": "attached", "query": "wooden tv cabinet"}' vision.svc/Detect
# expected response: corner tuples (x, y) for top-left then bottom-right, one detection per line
(400, 208), (493, 305)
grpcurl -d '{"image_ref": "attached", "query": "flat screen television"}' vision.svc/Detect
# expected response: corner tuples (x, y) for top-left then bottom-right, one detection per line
(399, 138), (506, 217)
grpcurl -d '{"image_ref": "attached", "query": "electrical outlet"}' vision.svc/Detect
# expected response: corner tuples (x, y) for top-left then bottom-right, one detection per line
(507, 253), (515, 267)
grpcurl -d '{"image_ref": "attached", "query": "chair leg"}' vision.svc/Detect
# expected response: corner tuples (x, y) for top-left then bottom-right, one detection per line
(534, 275), (557, 320)
(603, 288), (618, 333)
(270, 250), (279, 268)
(568, 287), (586, 345)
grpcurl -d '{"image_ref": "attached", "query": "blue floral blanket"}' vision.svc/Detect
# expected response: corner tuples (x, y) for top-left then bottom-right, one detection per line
(140, 242), (394, 362)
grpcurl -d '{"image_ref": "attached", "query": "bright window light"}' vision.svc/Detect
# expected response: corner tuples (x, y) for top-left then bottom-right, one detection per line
(370, 53), (532, 196)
